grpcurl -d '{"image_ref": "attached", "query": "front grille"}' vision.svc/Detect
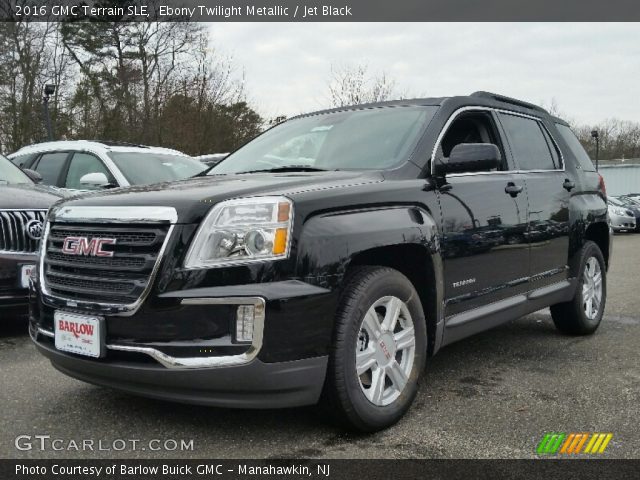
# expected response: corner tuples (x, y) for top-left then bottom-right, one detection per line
(43, 223), (170, 304)
(0, 210), (47, 254)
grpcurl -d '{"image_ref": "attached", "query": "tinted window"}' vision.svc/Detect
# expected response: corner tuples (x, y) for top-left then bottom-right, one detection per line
(107, 152), (206, 185)
(9, 153), (36, 168)
(499, 114), (558, 170)
(438, 111), (508, 171)
(211, 106), (437, 174)
(555, 124), (596, 172)
(33, 152), (68, 185)
(65, 153), (113, 190)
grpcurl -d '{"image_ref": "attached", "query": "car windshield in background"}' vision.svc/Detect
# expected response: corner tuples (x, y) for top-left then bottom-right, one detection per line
(107, 153), (207, 185)
(210, 106), (438, 175)
(0, 154), (31, 184)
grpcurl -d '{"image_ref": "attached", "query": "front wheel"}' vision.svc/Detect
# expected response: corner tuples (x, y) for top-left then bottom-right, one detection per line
(322, 266), (427, 432)
(550, 241), (606, 335)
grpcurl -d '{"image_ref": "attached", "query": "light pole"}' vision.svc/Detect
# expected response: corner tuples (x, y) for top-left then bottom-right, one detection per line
(43, 84), (56, 141)
(591, 130), (599, 171)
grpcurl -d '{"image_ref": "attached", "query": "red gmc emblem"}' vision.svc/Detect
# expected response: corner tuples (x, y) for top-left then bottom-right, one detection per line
(62, 237), (117, 257)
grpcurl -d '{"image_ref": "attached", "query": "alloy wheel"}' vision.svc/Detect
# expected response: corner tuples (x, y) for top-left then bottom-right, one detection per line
(355, 296), (416, 406)
(582, 257), (603, 320)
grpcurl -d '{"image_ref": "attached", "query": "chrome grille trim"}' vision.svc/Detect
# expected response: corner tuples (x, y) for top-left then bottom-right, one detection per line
(0, 209), (47, 255)
(39, 206), (177, 317)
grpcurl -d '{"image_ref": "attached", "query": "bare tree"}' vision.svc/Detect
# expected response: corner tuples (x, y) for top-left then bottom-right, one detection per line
(327, 63), (399, 107)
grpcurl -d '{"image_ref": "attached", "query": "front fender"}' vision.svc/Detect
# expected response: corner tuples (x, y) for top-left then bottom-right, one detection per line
(295, 205), (440, 284)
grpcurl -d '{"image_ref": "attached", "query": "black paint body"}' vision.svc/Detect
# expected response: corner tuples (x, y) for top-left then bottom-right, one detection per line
(30, 94), (611, 407)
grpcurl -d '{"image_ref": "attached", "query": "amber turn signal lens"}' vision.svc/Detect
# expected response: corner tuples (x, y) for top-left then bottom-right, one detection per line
(273, 228), (288, 255)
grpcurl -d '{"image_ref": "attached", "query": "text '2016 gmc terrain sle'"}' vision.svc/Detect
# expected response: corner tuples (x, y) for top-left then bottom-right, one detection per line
(30, 92), (611, 431)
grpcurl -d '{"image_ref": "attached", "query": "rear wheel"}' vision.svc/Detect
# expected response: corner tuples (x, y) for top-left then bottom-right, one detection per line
(322, 267), (427, 432)
(550, 241), (606, 335)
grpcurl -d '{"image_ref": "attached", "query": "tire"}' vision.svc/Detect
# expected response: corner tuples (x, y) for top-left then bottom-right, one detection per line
(550, 241), (606, 335)
(322, 266), (427, 432)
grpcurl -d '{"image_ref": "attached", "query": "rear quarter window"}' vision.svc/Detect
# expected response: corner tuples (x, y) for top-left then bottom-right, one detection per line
(555, 124), (596, 172)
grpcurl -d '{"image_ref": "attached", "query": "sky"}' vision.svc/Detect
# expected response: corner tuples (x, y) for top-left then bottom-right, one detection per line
(208, 22), (640, 125)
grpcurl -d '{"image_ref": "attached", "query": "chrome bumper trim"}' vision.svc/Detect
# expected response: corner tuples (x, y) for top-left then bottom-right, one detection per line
(37, 327), (54, 338)
(33, 296), (265, 370)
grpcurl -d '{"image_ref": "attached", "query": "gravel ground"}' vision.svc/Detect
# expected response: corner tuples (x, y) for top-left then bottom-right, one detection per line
(1, 234), (638, 459)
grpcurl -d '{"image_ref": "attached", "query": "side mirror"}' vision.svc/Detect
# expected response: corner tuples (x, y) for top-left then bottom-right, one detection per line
(435, 143), (501, 175)
(79, 172), (110, 188)
(22, 168), (42, 183)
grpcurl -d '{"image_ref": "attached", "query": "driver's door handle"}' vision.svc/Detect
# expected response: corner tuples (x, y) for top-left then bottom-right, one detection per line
(505, 182), (523, 197)
(563, 179), (575, 192)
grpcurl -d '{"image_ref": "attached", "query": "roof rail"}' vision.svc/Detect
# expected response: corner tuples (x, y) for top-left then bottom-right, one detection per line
(470, 91), (546, 113)
(81, 140), (150, 148)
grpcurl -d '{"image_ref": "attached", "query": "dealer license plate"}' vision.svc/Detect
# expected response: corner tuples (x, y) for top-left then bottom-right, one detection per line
(19, 264), (34, 288)
(54, 311), (104, 358)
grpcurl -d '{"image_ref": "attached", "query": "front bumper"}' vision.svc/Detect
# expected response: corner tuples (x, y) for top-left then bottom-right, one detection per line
(609, 212), (636, 231)
(0, 252), (37, 313)
(30, 280), (336, 408)
(32, 326), (327, 408)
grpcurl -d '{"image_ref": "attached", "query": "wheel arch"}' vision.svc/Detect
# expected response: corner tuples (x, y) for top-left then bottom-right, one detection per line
(348, 243), (443, 356)
(295, 204), (445, 357)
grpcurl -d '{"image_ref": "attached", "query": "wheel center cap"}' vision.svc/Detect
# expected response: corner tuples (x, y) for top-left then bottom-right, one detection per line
(375, 332), (396, 366)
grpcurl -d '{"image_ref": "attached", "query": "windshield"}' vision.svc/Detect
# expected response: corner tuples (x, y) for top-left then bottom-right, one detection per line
(0, 154), (31, 184)
(211, 106), (437, 174)
(107, 152), (207, 185)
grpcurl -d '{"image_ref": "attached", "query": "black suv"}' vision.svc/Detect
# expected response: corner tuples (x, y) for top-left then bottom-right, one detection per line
(30, 92), (611, 431)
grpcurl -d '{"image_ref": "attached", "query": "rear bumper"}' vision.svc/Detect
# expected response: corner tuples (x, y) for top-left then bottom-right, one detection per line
(32, 328), (327, 408)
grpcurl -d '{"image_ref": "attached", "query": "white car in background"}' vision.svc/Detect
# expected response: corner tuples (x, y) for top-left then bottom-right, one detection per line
(195, 153), (229, 168)
(8, 140), (207, 192)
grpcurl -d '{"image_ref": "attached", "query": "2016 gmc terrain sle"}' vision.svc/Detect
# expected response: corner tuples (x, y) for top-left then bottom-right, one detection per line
(30, 92), (611, 431)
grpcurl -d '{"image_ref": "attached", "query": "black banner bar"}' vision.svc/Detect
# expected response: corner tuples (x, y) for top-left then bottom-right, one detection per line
(3, 0), (640, 22)
(3, 459), (640, 480)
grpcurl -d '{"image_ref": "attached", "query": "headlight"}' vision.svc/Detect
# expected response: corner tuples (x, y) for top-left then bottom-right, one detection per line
(610, 206), (626, 216)
(184, 196), (293, 268)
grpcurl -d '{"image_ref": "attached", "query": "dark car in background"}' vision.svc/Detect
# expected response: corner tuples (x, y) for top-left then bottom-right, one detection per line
(0, 155), (64, 317)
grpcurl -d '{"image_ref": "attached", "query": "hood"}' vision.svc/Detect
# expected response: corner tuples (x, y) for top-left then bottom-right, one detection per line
(0, 183), (66, 210)
(52, 171), (383, 223)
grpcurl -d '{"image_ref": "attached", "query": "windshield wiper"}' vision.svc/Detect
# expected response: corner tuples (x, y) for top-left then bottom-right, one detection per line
(191, 167), (215, 178)
(237, 165), (331, 174)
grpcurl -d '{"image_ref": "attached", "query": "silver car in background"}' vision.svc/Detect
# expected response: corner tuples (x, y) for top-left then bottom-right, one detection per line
(608, 197), (636, 232)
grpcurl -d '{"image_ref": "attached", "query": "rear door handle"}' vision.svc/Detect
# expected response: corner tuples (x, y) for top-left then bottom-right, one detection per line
(505, 182), (523, 197)
(563, 179), (575, 192)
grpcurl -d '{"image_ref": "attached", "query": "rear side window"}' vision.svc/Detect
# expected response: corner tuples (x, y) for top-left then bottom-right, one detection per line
(498, 113), (559, 171)
(33, 152), (68, 185)
(555, 124), (596, 172)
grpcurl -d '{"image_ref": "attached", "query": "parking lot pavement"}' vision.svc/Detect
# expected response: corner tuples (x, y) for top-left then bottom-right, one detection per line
(1, 235), (638, 460)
